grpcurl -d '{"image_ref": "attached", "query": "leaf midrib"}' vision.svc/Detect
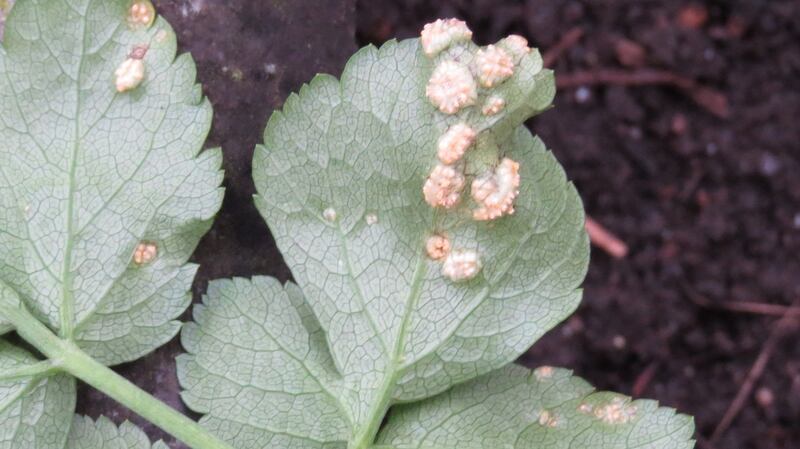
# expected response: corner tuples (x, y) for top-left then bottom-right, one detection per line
(57, 0), (91, 340)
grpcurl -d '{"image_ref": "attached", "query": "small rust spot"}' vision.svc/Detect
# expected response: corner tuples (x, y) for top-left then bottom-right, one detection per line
(127, 1), (156, 29)
(425, 235), (450, 261)
(133, 241), (158, 265)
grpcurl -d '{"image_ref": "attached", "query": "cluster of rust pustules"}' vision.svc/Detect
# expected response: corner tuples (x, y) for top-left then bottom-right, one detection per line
(419, 19), (530, 282)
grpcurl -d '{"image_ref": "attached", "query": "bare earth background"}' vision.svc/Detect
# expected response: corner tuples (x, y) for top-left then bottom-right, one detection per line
(2, 1), (799, 449)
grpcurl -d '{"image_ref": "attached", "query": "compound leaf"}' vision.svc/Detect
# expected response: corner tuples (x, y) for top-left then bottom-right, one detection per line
(0, 0), (223, 366)
(377, 365), (695, 449)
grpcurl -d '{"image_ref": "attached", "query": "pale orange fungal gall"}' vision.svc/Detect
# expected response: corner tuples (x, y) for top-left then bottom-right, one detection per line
(133, 241), (158, 266)
(501, 34), (532, 58)
(323, 207), (337, 222)
(423, 164), (465, 208)
(437, 123), (476, 164)
(482, 96), (505, 116)
(420, 18), (472, 57)
(426, 61), (477, 115)
(474, 45), (515, 88)
(425, 235), (451, 261)
(534, 366), (555, 380)
(472, 158), (521, 221)
(593, 397), (638, 424)
(441, 249), (481, 282)
(538, 410), (560, 428)
(115, 45), (149, 92)
(127, 1), (156, 29)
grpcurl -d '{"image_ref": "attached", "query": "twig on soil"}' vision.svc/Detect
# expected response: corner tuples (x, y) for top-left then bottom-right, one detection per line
(709, 300), (799, 443)
(632, 362), (658, 397)
(585, 216), (628, 259)
(557, 68), (730, 118)
(710, 300), (800, 317)
(684, 285), (800, 318)
(542, 27), (584, 67)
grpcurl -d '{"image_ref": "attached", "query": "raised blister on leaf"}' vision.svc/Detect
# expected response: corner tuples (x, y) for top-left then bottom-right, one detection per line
(323, 207), (337, 222)
(474, 45), (515, 87)
(114, 45), (148, 92)
(500, 34), (532, 60)
(441, 249), (482, 282)
(423, 163), (465, 208)
(420, 18), (472, 57)
(426, 60), (477, 114)
(437, 123), (476, 164)
(590, 397), (638, 424)
(132, 241), (158, 266)
(127, 1), (156, 29)
(425, 235), (451, 261)
(471, 158), (521, 221)
(482, 95), (505, 116)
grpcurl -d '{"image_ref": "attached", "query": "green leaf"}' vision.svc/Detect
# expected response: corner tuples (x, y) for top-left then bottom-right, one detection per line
(0, 339), (75, 449)
(66, 416), (169, 449)
(0, 0), (223, 365)
(0, 280), (17, 335)
(377, 364), (695, 449)
(252, 35), (586, 429)
(179, 277), (350, 449)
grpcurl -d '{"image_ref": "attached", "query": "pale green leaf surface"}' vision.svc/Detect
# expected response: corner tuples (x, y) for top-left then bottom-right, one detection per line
(253, 36), (587, 427)
(0, 339), (75, 449)
(65, 416), (168, 449)
(0, 280), (17, 335)
(179, 276), (350, 449)
(0, 0), (223, 365)
(377, 365), (695, 449)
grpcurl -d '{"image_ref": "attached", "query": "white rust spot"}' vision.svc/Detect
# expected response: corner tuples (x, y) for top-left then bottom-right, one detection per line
(425, 235), (451, 261)
(323, 207), (337, 222)
(366, 213), (378, 225)
(482, 96), (505, 116)
(593, 397), (638, 424)
(474, 45), (515, 87)
(115, 45), (148, 92)
(578, 403), (594, 414)
(420, 18), (473, 57)
(155, 29), (168, 43)
(538, 409), (560, 428)
(426, 61), (477, 115)
(442, 249), (481, 282)
(128, 1), (156, 29)
(534, 366), (555, 380)
(471, 158), (521, 221)
(133, 241), (158, 266)
(437, 123), (476, 164)
(423, 164), (465, 208)
(501, 34), (532, 58)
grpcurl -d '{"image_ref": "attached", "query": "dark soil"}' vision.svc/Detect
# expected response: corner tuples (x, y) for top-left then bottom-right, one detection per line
(78, 1), (800, 448)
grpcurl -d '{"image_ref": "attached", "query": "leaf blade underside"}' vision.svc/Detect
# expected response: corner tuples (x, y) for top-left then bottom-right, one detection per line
(0, 338), (75, 449)
(65, 416), (170, 449)
(179, 277), (350, 449)
(0, 0), (223, 365)
(0, 1), (221, 447)
(377, 365), (695, 449)
(252, 36), (587, 426)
